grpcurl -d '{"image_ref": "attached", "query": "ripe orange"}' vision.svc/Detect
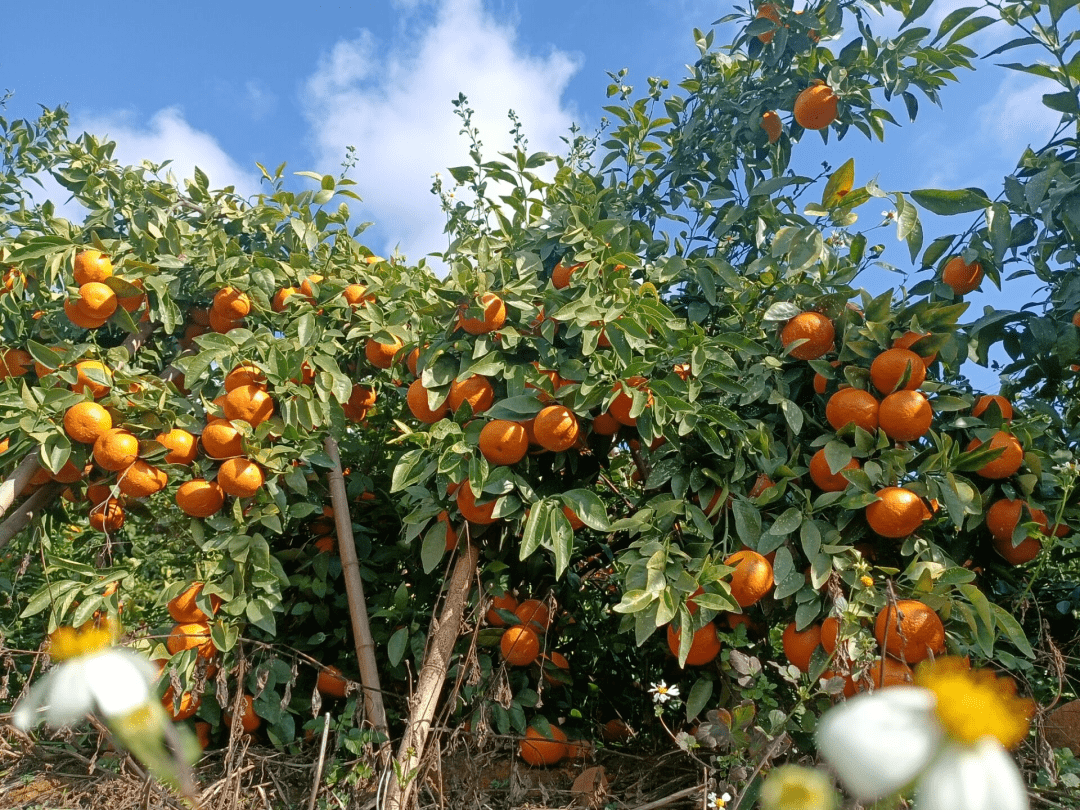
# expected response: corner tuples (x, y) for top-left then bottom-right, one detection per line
(168, 582), (222, 623)
(406, 379), (450, 424)
(314, 534), (337, 554)
(64, 401), (113, 445)
(724, 550), (774, 607)
(501, 625), (540, 666)
(967, 431), (1023, 479)
(892, 331), (937, 366)
(212, 287), (251, 320)
(217, 458), (264, 498)
(562, 505), (585, 530)
(972, 394), (1012, 421)
(224, 363), (266, 392)
(808, 448), (858, 491)
(447, 375), (494, 415)
(201, 421), (243, 458)
(542, 651), (570, 685)
(794, 84), (839, 130)
(781, 312), (834, 360)
(515, 599), (551, 631)
(343, 283), (372, 307)
(317, 665), (349, 698)
(942, 256), (983, 295)
(878, 390), (932, 442)
(73, 250), (113, 285)
(76, 282), (118, 321)
(64, 298), (108, 329)
(851, 657), (914, 694)
(986, 499), (1046, 565)
(486, 591), (519, 626)
(873, 600), (946, 664)
(73, 360), (112, 398)
(50, 459), (88, 484)
(992, 529), (1043, 565)
(89, 500), (124, 532)
(438, 510), (458, 551)
(456, 479), (499, 524)
(176, 480), (226, 517)
(609, 377), (651, 427)
(821, 616), (840, 653)
(666, 621), (721, 666)
(826, 388), (879, 434)
(761, 110), (783, 143)
(162, 687), (200, 721)
(782, 621), (822, 672)
(870, 347), (926, 394)
(117, 459), (168, 498)
(533, 405), (580, 452)
(756, 3), (781, 43)
(116, 280), (145, 313)
(194, 721), (212, 749)
(478, 420), (529, 465)
(167, 621), (215, 658)
(93, 429), (139, 472)
(156, 428), (198, 464)
(551, 262), (583, 289)
(0, 348), (32, 379)
(343, 385), (377, 423)
(865, 487), (931, 538)
(223, 384), (274, 427)
(225, 694), (261, 734)
(271, 287), (300, 311)
(365, 335), (404, 369)
(299, 274), (323, 300)
(591, 411), (621, 436)
(459, 292), (507, 335)
(520, 724), (568, 766)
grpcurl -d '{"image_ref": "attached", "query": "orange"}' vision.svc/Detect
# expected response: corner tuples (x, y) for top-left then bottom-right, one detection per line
(878, 390), (932, 442)
(194, 721), (212, 749)
(156, 428), (198, 464)
(447, 375), (494, 415)
(761, 110), (783, 143)
(782, 621), (822, 672)
(73, 250), (113, 285)
(271, 287), (300, 311)
(515, 599), (551, 631)
(666, 621), (721, 666)
(967, 431), (1023, 479)
(794, 83), (839, 130)
(317, 665), (349, 698)
(217, 457), (264, 498)
(208, 308), (243, 333)
(64, 401), (113, 445)
(755, 3), (781, 43)
(808, 448), (858, 491)
(406, 379), (450, 424)
(64, 298), (107, 329)
(201, 421), (243, 458)
(116, 279), (145, 313)
(162, 687), (200, 721)
(406, 347), (421, 377)
(179, 323), (209, 349)
(972, 394), (1012, 421)
(76, 282), (118, 321)
(870, 347), (926, 394)
(168, 582), (222, 623)
(299, 274), (323, 300)
(459, 292), (507, 335)
(551, 262), (583, 289)
(93, 429), (140, 472)
(992, 529), (1043, 565)
(0, 348), (32, 379)
(365, 335), (404, 369)
(563, 505), (585, 530)
(223, 384), (274, 427)
(117, 459), (168, 498)
(51, 459), (88, 484)
(486, 592), (518, 626)
(986, 499), (1046, 565)
(892, 331), (937, 366)
(342, 283), (371, 307)
(314, 535), (337, 554)
(874, 600), (946, 664)
(456, 479), (499, 524)
(519, 724), (568, 766)
(343, 385), (377, 423)
(479, 420), (529, 465)
(781, 312), (834, 360)
(542, 651), (570, 685)
(73, 360), (112, 398)
(533, 405), (580, 452)
(224, 694), (261, 734)
(609, 376), (650, 426)
(211, 286), (251, 320)
(86, 483), (114, 507)
(89, 500), (124, 532)
(826, 388), (879, 434)
(866, 487), (931, 538)
(224, 363), (266, 392)
(591, 411), (621, 436)
(850, 657), (914, 694)
(724, 550), (774, 607)
(166, 622), (215, 658)
(821, 616), (840, 653)
(189, 307), (211, 326)
(942, 256), (983, 295)
(500, 625), (540, 666)
(176, 480), (225, 517)
(439, 510), (458, 551)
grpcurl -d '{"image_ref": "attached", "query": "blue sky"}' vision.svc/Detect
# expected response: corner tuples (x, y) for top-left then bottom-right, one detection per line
(1, 0), (1069, 391)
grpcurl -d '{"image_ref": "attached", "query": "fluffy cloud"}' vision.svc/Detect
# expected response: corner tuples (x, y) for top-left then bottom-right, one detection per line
(302, 0), (581, 263)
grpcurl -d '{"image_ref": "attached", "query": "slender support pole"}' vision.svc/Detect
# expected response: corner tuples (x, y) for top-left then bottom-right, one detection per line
(0, 483), (61, 549)
(0, 454), (41, 520)
(323, 437), (389, 742)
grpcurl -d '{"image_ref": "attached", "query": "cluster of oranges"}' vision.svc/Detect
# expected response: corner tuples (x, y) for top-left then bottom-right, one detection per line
(62, 250), (147, 330)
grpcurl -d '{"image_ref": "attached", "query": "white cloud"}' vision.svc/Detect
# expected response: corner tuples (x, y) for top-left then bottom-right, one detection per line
(974, 71), (1064, 157)
(302, 0), (581, 264)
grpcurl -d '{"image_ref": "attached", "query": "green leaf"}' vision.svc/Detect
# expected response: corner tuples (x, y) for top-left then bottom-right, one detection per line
(685, 677), (713, 722)
(549, 507), (574, 578)
(561, 489), (610, 530)
(900, 0), (934, 30)
(1042, 91), (1080, 114)
(821, 158), (855, 208)
(421, 521), (447, 574)
(1050, 0), (1075, 23)
(931, 6), (978, 44)
(520, 499), (552, 561)
(388, 627), (409, 667)
(946, 15), (996, 44)
(991, 604), (1034, 658)
(910, 188), (991, 215)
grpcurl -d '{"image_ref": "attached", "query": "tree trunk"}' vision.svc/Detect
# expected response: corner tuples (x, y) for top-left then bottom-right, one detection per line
(0, 483), (61, 549)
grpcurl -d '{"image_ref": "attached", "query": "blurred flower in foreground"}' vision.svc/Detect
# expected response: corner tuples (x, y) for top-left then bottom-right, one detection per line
(14, 621), (199, 799)
(759, 764), (836, 810)
(816, 657), (1033, 810)
(649, 681), (679, 703)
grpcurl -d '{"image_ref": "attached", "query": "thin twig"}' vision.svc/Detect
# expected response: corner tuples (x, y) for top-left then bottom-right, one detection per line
(307, 712), (332, 810)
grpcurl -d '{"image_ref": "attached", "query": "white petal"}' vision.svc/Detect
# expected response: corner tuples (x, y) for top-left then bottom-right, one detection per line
(816, 686), (942, 802)
(41, 660), (96, 727)
(12, 670), (59, 730)
(83, 651), (151, 718)
(917, 738), (1029, 810)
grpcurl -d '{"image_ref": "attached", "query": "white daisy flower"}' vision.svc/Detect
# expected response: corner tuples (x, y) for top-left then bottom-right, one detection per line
(816, 657), (1033, 810)
(707, 790), (733, 808)
(649, 681), (679, 703)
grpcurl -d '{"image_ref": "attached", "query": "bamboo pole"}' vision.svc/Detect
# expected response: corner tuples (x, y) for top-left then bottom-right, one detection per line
(0, 453), (41, 520)
(0, 483), (61, 549)
(384, 539), (479, 810)
(323, 436), (389, 742)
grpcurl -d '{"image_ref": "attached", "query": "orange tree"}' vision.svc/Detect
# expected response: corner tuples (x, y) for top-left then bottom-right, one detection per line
(1, 1), (1079, 808)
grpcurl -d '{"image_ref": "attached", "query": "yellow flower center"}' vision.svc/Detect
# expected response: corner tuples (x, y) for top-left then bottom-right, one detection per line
(48, 619), (119, 661)
(914, 657), (1034, 749)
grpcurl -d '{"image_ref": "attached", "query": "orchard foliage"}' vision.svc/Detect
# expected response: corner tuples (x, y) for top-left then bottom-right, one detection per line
(2, 0), (1080, 804)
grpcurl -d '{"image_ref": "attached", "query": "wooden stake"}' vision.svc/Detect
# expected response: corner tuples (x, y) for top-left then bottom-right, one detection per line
(0, 453), (41, 520)
(0, 483), (60, 549)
